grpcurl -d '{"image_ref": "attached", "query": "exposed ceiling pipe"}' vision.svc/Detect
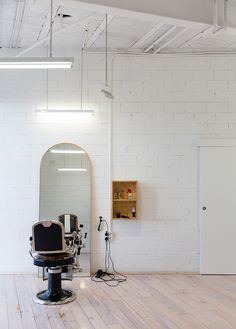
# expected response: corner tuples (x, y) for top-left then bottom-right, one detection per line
(84, 49), (236, 56)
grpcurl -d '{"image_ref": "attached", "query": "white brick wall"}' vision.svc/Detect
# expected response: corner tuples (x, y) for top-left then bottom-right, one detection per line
(0, 50), (236, 273)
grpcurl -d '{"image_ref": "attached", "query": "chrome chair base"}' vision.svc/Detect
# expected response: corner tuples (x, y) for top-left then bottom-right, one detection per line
(33, 289), (76, 305)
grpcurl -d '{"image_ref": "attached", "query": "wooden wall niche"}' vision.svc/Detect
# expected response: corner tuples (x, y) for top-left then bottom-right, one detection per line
(112, 181), (137, 220)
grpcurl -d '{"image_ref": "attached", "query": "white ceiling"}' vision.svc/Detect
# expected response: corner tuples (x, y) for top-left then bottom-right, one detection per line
(1, 0), (236, 56)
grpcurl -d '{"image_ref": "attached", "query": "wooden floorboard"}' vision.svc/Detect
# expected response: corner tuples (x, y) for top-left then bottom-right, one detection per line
(1, 274), (236, 329)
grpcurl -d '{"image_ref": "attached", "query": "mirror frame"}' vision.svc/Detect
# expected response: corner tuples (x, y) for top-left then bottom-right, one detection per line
(39, 142), (92, 276)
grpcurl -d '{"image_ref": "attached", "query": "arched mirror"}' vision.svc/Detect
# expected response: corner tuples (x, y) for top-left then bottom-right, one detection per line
(39, 143), (91, 276)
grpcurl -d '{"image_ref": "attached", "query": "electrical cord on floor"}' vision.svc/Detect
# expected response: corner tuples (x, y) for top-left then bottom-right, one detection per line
(92, 217), (127, 287)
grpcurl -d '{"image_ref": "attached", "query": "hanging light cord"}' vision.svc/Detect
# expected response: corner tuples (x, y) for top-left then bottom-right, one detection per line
(49, 0), (53, 58)
(80, 29), (89, 111)
(46, 66), (49, 110)
(105, 14), (108, 86)
(45, 0), (53, 111)
(80, 48), (83, 111)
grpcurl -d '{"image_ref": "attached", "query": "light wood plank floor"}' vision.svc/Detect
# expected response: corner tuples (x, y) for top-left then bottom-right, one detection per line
(1, 274), (236, 328)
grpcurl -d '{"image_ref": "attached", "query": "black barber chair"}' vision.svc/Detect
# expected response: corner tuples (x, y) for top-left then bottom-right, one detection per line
(30, 220), (76, 305)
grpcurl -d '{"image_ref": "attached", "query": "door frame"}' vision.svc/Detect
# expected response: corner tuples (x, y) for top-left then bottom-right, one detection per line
(197, 139), (236, 274)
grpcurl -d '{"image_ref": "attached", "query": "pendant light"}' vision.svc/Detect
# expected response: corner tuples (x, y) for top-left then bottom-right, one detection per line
(0, 58), (73, 69)
(0, 0), (73, 69)
(37, 27), (94, 114)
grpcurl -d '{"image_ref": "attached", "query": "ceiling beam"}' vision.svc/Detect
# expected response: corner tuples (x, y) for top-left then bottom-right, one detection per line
(56, 0), (236, 32)
(15, 13), (94, 58)
(59, 0), (208, 30)
(9, 0), (21, 48)
(37, 0), (60, 42)
(85, 14), (113, 48)
(178, 25), (213, 49)
(14, 0), (31, 48)
(131, 22), (163, 49)
(154, 27), (188, 53)
(145, 25), (176, 53)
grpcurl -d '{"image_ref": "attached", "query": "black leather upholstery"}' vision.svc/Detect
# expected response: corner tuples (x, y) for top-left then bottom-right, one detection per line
(31, 221), (76, 305)
(33, 253), (74, 268)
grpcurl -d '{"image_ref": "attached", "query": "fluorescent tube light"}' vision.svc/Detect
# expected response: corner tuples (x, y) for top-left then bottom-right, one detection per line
(36, 109), (94, 114)
(50, 150), (85, 154)
(58, 168), (87, 172)
(0, 57), (73, 69)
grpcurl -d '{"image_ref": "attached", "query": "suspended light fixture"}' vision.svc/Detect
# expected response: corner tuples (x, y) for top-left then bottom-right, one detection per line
(36, 109), (94, 114)
(37, 27), (94, 115)
(0, 0), (73, 70)
(77, 29), (95, 113)
(0, 58), (73, 69)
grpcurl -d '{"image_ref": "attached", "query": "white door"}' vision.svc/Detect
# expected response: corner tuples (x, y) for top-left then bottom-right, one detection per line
(200, 146), (236, 274)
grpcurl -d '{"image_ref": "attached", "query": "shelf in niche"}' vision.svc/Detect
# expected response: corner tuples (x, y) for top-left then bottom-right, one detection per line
(113, 217), (137, 220)
(112, 180), (138, 221)
(113, 199), (136, 202)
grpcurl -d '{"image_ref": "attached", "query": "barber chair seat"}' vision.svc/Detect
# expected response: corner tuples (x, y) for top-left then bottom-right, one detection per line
(30, 221), (76, 305)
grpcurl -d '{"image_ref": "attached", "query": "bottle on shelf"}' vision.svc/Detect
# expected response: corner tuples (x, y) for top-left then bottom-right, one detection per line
(114, 190), (118, 199)
(132, 206), (136, 217)
(127, 188), (132, 200)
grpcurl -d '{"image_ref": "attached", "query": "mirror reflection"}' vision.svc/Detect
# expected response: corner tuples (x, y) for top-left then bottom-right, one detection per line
(39, 143), (90, 276)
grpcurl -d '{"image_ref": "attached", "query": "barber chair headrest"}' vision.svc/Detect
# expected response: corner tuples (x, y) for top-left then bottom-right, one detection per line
(32, 220), (66, 254)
